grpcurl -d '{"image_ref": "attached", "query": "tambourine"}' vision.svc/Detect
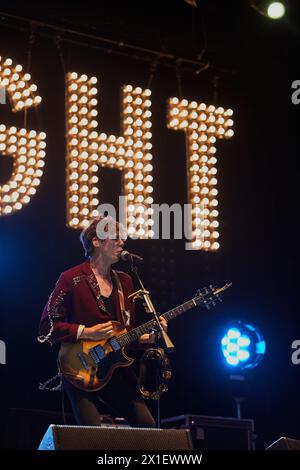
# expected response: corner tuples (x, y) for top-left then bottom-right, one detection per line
(138, 348), (172, 400)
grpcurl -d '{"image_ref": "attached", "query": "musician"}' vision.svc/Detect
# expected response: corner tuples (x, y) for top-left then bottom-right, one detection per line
(38, 216), (167, 427)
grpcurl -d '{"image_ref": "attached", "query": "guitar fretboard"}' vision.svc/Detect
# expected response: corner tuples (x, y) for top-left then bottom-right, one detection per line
(117, 298), (198, 347)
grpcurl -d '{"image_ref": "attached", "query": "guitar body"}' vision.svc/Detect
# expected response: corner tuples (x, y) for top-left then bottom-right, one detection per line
(58, 321), (134, 392)
(57, 283), (230, 392)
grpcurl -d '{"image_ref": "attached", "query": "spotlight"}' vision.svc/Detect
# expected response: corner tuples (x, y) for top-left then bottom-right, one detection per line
(267, 2), (285, 19)
(221, 321), (266, 369)
(250, 1), (286, 20)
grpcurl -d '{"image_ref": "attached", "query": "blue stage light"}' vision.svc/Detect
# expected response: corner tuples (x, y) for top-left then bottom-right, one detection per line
(221, 321), (265, 369)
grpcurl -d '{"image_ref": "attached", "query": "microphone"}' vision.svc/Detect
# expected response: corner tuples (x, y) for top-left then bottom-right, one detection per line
(120, 250), (144, 263)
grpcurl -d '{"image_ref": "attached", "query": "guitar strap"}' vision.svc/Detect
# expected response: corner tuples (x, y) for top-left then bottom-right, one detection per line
(112, 270), (130, 326)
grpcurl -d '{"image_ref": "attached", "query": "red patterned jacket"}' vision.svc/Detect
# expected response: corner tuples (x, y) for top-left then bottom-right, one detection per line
(38, 260), (135, 344)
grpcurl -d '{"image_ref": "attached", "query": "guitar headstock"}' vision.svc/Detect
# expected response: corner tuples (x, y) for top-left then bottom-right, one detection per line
(195, 282), (232, 309)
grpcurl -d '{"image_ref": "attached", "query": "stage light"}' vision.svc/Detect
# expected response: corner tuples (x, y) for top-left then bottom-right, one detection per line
(250, 1), (286, 20)
(221, 321), (266, 369)
(267, 2), (285, 19)
(167, 98), (234, 251)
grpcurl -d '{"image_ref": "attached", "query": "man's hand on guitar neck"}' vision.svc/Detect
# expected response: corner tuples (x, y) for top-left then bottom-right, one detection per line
(139, 316), (168, 344)
(80, 321), (114, 340)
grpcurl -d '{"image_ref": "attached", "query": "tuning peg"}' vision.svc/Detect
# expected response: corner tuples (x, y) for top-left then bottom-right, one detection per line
(213, 292), (223, 302)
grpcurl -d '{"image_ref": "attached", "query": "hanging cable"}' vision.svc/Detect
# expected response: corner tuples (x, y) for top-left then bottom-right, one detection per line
(212, 74), (220, 105)
(146, 57), (160, 90)
(176, 60), (183, 99)
(55, 34), (67, 76)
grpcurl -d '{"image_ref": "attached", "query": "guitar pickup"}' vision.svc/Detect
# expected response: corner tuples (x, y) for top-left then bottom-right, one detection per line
(109, 338), (121, 352)
(89, 345), (105, 364)
(77, 352), (89, 371)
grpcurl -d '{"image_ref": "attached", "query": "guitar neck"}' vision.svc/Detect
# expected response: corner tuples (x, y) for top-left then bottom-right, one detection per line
(117, 297), (199, 348)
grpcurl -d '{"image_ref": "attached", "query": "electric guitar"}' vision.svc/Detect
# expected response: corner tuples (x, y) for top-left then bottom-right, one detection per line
(58, 283), (231, 391)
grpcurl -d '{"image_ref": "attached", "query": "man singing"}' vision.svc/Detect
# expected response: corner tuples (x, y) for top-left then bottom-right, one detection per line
(38, 216), (167, 427)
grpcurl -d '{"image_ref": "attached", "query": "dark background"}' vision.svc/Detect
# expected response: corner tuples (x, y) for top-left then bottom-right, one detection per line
(0, 0), (299, 449)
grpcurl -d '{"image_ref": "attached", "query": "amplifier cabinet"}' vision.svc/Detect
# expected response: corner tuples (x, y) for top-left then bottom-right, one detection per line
(162, 414), (255, 450)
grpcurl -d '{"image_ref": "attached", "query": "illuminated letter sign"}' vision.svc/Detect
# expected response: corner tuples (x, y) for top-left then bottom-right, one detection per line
(1, 55), (235, 251)
(65, 73), (154, 238)
(0, 56), (46, 216)
(167, 98), (234, 250)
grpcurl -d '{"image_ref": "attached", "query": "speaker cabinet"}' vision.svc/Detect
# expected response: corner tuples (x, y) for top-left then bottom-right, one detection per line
(38, 424), (193, 450)
(162, 414), (255, 450)
(266, 436), (300, 450)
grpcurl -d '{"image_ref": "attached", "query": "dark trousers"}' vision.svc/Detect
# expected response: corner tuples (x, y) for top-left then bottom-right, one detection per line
(65, 368), (155, 428)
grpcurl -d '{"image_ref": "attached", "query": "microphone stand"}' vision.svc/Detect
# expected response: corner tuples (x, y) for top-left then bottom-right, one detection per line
(127, 255), (174, 428)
